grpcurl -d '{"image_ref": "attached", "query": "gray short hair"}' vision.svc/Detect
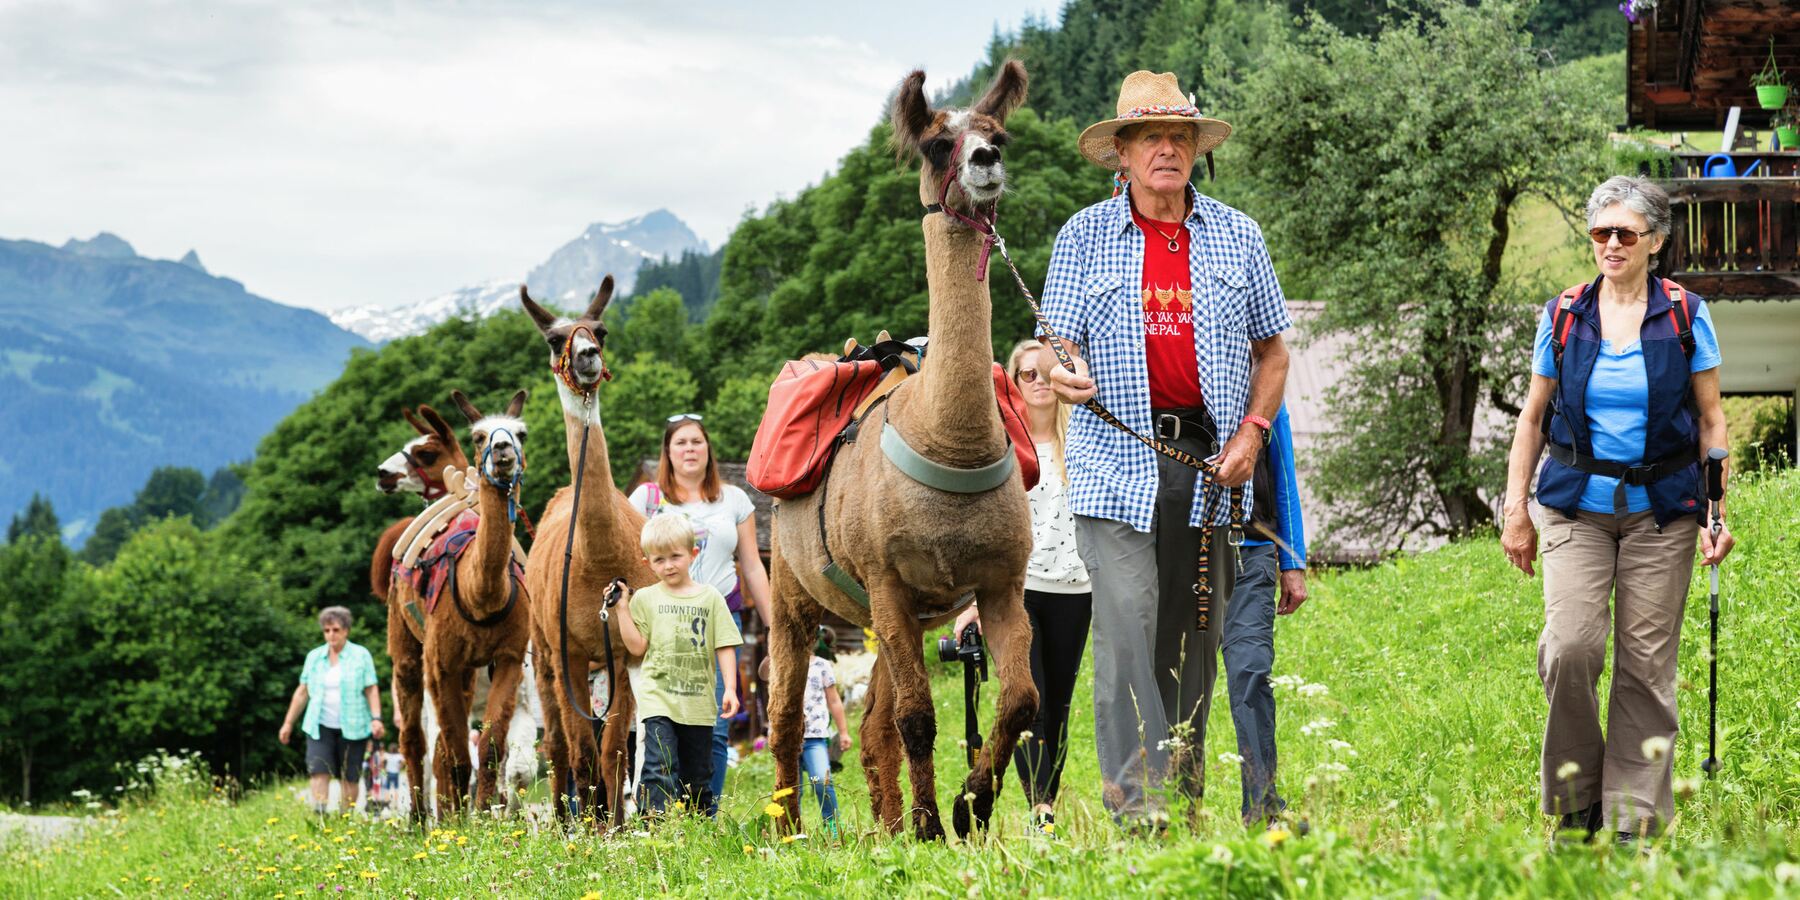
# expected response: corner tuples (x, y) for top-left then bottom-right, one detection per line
(318, 606), (352, 630)
(1586, 176), (1671, 237)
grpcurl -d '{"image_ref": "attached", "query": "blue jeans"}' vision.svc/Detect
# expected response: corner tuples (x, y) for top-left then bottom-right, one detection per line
(800, 737), (839, 826)
(706, 611), (744, 816)
(1222, 543), (1285, 823)
(638, 716), (713, 816)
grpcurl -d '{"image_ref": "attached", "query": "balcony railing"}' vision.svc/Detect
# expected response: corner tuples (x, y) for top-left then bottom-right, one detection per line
(1657, 152), (1800, 299)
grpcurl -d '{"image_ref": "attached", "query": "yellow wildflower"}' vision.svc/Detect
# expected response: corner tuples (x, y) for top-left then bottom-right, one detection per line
(360, 870), (379, 880)
(511, 829), (527, 838)
(1262, 827), (1292, 848)
(743, 844), (755, 855)
(413, 852), (429, 860)
(772, 787), (795, 800)
(581, 892), (603, 900)
(265, 816), (280, 825)
(764, 803), (786, 818)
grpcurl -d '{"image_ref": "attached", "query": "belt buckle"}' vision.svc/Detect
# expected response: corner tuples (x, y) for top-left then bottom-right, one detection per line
(1156, 413), (1181, 441)
(1623, 464), (1654, 485)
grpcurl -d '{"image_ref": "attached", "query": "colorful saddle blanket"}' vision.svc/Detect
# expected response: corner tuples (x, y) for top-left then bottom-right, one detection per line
(392, 510), (525, 625)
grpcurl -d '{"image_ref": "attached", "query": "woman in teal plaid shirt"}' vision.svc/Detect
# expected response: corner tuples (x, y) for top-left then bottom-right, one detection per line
(280, 607), (385, 814)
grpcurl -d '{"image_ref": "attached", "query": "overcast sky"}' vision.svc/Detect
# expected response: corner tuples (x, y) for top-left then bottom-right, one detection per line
(1, 0), (1053, 312)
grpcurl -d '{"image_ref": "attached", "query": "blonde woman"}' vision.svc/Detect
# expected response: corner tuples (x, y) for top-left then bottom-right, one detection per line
(956, 338), (1091, 834)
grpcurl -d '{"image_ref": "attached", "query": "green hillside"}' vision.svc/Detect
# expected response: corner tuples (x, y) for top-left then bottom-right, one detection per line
(7, 470), (1795, 896)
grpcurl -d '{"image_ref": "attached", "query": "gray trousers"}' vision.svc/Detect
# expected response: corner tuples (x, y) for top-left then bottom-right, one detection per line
(1077, 447), (1237, 820)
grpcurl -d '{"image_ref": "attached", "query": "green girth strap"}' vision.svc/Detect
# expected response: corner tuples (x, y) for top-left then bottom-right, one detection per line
(879, 421), (1016, 494)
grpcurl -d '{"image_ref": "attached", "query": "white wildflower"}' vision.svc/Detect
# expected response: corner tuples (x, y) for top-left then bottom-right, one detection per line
(1209, 844), (1234, 865)
(1297, 683), (1329, 698)
(1556, 761), (1582, 782)
(1316, 762), (1350, 778)
(1019, 730), (1034, 740)
(1325, 739), (1356, 757)
(1299, 718), (1336, 737)
(1640, 736), (1671, 762)
(1271, 675), (1305, 690)
(1218, 752), (1244, 765)
(1774, 862), (1799, 885)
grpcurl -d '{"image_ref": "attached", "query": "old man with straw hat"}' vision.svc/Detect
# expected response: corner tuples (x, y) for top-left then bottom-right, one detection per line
(1041, 71), (1292, 830)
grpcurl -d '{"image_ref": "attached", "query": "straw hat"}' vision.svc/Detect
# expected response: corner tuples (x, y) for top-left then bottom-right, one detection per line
(1077, 71), (1232, 170)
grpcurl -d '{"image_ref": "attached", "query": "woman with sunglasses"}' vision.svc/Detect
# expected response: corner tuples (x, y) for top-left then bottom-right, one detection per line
(1501, 175), (1734, 844)
(954, 338), (1091, 835)
(627, 413), (772, 815)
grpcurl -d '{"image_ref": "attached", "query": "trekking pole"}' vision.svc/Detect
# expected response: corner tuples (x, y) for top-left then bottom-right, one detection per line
(1701, 447), (1728, 777)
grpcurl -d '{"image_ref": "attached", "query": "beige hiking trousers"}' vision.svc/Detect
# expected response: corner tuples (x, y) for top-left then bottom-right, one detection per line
(1535, 502), (1697, 831)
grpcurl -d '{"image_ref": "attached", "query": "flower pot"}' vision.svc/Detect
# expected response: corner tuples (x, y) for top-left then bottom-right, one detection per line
(1757, 84), (1789, 109)
(1779, 125), (1800, 150)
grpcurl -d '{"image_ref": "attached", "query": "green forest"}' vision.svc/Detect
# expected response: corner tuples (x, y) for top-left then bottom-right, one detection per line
(4, 0), (1779, 805)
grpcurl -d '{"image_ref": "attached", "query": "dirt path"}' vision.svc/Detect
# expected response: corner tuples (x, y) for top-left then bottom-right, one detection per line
(0, 813), (86, 845)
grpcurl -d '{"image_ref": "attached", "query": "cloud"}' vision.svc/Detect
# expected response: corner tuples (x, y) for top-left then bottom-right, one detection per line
(0, 0), (1046, 310)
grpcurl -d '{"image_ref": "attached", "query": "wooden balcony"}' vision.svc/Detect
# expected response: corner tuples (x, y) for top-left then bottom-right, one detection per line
(1657, 153), (1800, 300)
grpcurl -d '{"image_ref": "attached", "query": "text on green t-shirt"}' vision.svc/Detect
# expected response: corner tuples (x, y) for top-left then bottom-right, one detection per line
(628, 581), (743, 726)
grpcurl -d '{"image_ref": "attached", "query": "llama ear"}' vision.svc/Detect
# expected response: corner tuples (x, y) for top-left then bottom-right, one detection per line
(519, 286), (558, 333)
(505, 389), (527, 419)
(891, 69), (932, 149)
(583, 275), (615, 321)
(417, 404), (456, 443)
(450, 390), (483, 425)
(402, 406), (431, 437)
(974, 59), (1028, 123)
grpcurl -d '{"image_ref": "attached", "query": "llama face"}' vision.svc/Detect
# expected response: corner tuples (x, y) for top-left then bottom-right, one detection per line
(377, 405), (463, 495)
(451, 389), (529, 485)
(891, 61), (1028, 215)
(519, 278), (613, 400)
(470, 416), (528, 483)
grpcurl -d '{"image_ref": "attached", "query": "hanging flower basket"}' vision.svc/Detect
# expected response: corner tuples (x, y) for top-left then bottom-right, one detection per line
(1759, 84), (1790, 110)
(1778, 126), (1799, 151)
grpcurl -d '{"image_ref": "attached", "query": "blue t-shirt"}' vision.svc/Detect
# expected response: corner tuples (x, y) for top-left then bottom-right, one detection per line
(1532, 300), (1721, 513)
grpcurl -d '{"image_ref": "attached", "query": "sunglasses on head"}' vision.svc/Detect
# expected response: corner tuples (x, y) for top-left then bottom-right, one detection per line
(666, 413), (703, 424)
(1588, 226), (1654, 247)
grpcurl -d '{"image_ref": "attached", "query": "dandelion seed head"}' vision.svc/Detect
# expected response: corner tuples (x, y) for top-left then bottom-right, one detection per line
(1640, 736), (1671, 762)
(1556, 761), (1582, 781)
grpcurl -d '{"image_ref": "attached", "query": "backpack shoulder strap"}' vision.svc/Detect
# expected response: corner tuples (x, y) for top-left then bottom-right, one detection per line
(1550, 283), (1588, 373)
(1661, 278), (1696, 360)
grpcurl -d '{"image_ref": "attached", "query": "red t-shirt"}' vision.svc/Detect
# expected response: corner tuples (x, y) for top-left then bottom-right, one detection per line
(1133, 207), (1202, 409)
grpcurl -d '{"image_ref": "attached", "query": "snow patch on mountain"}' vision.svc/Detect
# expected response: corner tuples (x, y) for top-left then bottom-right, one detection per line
(329, 209), (705, 343)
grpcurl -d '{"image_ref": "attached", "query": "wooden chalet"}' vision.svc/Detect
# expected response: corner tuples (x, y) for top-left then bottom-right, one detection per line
(1627, 0), (1800, 442)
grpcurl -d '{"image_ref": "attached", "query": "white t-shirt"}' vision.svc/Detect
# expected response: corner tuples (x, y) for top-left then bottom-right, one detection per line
(319, 658), (343, 729)
(628, 482), (756, 603)
(1026, 442), (1090, 594)
(384, 752), (403, 774)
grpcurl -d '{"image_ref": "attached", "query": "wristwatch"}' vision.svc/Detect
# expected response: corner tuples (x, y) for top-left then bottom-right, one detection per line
(1241, 414), (1272, 446)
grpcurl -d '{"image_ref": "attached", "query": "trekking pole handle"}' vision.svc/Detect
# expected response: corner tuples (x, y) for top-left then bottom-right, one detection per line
(1704, 447), (1727, 504)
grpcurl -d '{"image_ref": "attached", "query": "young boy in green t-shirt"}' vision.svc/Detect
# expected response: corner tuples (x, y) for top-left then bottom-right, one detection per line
(617, 513), (742, 816)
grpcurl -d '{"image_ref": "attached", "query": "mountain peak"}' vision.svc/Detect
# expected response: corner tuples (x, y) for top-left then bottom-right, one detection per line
(62, 232), (138, 259)
(178, 250), (208, 274)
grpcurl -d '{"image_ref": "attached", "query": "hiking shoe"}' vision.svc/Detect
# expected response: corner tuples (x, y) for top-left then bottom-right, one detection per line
(1556, 802), (1603, 843)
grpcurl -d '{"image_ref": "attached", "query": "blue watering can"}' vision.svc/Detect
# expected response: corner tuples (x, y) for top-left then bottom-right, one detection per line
(1702, 155), (1762, 178)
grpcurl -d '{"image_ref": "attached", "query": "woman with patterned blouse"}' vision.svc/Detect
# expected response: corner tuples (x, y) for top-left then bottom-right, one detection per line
(279, 606), (385, 814)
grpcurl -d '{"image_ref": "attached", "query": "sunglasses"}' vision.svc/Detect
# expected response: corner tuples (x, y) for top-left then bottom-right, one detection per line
(1016, 368), (1040, 383)
(1588, 226), (1654, 246)
(666, 413), (703, 424)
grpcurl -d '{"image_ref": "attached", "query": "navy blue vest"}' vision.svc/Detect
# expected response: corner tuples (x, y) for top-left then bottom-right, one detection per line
(1537, 276), (1703, 526)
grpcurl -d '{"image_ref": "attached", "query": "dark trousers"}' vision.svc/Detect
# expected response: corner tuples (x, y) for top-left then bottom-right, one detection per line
(638, 716), (713, 816)
(1222, 543), (1285, 822)
(1012, 587), (1092, 808)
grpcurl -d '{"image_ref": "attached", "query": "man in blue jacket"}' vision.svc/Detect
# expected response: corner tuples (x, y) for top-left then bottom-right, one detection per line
(1223, 404), (1307, 826)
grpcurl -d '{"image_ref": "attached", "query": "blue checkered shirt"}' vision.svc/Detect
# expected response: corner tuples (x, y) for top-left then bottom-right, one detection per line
(1042, 185), (1292, 531)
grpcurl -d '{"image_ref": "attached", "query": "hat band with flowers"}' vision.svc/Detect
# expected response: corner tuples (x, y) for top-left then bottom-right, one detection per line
(1120, 103), (1202, 119)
